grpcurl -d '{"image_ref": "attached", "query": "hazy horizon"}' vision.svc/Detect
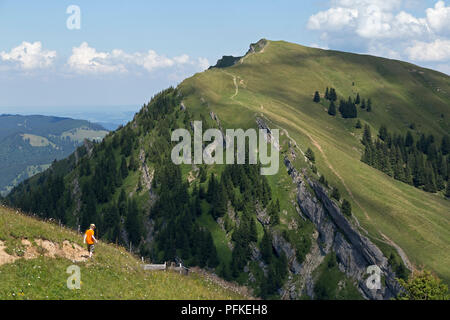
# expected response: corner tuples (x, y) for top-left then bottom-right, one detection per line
(0, 105), (139, 129)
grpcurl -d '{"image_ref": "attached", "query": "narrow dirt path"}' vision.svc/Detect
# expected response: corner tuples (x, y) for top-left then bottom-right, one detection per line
(380, 232), (414, 271)
(221, 70), (239, 99)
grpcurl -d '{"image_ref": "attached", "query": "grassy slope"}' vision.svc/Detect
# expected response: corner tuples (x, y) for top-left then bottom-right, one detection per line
(179, 40), (450, 283)
(0, 206), (246, 300)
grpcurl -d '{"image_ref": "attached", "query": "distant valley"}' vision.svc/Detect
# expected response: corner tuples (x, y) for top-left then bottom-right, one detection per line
(0, 114), (108, 195)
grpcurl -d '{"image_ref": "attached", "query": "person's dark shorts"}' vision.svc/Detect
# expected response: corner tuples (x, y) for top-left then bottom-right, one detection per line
(87, 244), (95, 253)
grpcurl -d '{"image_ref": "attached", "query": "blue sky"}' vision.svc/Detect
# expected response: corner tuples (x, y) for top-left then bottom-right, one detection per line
(0, 0), (448, 118)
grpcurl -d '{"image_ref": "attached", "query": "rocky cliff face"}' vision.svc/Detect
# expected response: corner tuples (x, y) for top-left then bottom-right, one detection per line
(284, 156), (402, 300)
(252, 117), (403, 299)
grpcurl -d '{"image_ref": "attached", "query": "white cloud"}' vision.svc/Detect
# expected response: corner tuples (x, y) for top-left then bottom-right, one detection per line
(390, 12), (429, 38)
(110, 49), (175, 72)
(334, 0), (402, 11)
(367, 42), (401, 59)
(173, 54), (190, 65)
(355, 5), (393, 38)
(310, 43), (330, 50)
(67, 42), (208, 74)
(0, 41), (56, 70)
(197, 57), (210, 70)
(307, 0), (450, 66)
(68, 42), (125, 73)
(426, 1), (450, 34)
(406, 39), (450, 61)
(308, 7), (358, 31)
(308, 1), (430, 39)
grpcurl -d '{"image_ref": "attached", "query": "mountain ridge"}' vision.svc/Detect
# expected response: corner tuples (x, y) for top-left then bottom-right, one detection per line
(5, 39), (449, 299)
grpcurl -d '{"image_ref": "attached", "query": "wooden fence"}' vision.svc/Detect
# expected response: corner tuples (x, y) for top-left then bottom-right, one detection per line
(141, 262), (189, 275)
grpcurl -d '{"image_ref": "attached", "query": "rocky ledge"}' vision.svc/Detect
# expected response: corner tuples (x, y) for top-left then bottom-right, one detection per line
(284, 156), (402, 300)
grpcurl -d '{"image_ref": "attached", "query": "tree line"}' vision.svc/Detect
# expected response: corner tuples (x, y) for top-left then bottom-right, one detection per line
(314, 87), (372, 118)
(361, 124), (450, 195)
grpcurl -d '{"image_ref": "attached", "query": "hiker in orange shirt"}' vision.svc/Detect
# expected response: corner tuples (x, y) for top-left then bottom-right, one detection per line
(83, 224), (98, 258)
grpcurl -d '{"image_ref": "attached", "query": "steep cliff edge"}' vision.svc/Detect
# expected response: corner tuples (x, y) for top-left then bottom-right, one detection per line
(284, 156), (403, 299)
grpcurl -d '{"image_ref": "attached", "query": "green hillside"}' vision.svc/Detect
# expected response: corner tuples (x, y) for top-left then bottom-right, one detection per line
(0, 206), (247, 300)
(0, 115), (109, 195)
(4, 39), (449, 299)
(179, 39), (450, 283)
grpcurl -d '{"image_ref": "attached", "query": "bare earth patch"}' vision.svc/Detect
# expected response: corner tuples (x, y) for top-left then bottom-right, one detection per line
(0, 239), (89, 267)
(0, 241), (19, 266)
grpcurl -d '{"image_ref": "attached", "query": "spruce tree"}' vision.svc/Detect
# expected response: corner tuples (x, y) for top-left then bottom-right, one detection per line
(362, 125), (372, 146)
(260, 230), (273, 264)
(405, 131), (414, 148)
(306, 148), (316, 163)
(355, 93), (361, 105)
(342, 199), (352, 216)
(441, 135), (450, 155)
(199, 166), (207, 183)
(313, 91), (321, 103)
(328, 101), (337, 116)
(128, 155), (138, 171)
(367, 98), (372, 112)
(361, 98), (366, 109)
(319, 175), (328, 187)
(329, 88), (337, 101)
(120, 157), (128, 179)
(126, 198), (143, 246)
(379, 125), (388, 141)
(331, 187), (340, 201)
(249, 217), (258, 243)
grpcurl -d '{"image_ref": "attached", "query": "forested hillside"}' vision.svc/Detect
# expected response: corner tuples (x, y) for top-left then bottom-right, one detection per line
(0, 115), (108, 195)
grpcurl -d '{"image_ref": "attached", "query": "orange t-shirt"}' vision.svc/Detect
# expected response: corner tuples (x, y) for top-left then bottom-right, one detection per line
(85, 229), (95, 245)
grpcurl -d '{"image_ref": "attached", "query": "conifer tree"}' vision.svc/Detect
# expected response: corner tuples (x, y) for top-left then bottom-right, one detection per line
(362, 125), (372, 146)
(405, 131), (414, 148)
(441, 135), (450, 155)
(128, 155), (138, 171)
(120, 157), (128, 179)
(328, 101), (337, 116)
(379, 125), (388, 141)
(331, 187), (340, 201)
(306, 148), (316, 163)
(329, 88), (337, 101)
(126, 198), (143, 246)
(367, 98), (372, 112)
(199, 166), (207, 183)
(361, 98), (366, 109)
(342, 199), (352, 216)
(260, 230), (273, 264)
(313, 91), (321, 103)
